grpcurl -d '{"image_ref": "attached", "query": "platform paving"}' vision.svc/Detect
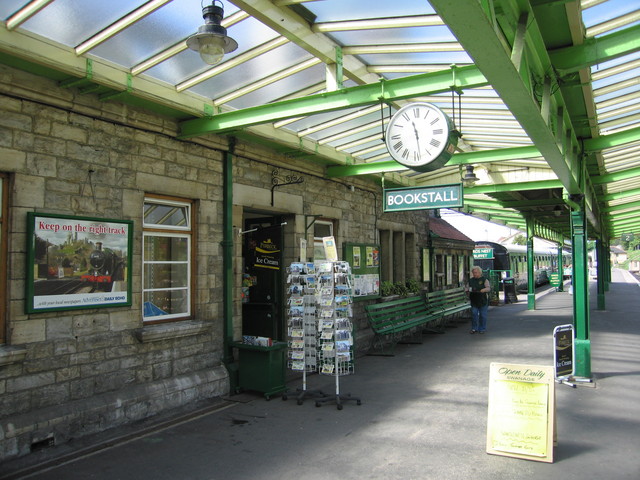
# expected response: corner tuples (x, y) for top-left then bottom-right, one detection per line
(1, 269), (639, 480)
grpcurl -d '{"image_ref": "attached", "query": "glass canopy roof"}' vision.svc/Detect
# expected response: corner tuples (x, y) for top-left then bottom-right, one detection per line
(1, 0), (639, 242)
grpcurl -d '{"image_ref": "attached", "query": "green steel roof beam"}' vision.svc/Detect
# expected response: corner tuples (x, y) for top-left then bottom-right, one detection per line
(326, 145), (541, 177)
(549, 24), (640, 74)
(603, 200), (640, 214)
(583, 126), (640, 152)
(591, 165), (640, 185)
(600, 187), (640, 203)
(178, 66), (488, 137)
(464, 179), (563, 195)
(430, 0), (585, 197)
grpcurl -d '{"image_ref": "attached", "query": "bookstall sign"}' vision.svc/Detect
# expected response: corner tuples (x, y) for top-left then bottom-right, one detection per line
(486, 363), (556, 463)
(383, 183), (463, 212)
(553, 324), (574, 379)
(26, 212), (133, 313)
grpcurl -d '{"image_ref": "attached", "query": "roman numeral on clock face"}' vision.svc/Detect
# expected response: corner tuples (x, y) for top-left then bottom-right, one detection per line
(430, 138), (441, 148)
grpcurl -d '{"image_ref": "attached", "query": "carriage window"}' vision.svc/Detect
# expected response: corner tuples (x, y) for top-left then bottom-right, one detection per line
(142, 196), (194, 322)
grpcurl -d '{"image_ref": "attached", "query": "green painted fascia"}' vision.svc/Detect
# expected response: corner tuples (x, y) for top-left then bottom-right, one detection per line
(549, 24), (640, 73)
(0, 51), (69, 81)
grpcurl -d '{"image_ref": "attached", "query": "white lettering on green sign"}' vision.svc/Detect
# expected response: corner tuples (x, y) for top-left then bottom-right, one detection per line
(474, 248), (494, 259)
(383, 184), (463, 212)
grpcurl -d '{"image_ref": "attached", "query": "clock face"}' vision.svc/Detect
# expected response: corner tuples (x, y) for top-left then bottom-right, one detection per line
(385, 102), (455, 171)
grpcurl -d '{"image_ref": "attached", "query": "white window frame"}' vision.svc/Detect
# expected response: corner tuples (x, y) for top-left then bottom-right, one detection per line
(142, 196), (193, 323)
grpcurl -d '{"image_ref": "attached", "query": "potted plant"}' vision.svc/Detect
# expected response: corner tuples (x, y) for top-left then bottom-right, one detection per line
(405, 278), (421, 296)
(379, 281), (395, 298)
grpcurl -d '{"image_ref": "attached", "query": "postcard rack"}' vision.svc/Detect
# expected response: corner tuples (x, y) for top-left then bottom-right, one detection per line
(285, 260), (360, 409)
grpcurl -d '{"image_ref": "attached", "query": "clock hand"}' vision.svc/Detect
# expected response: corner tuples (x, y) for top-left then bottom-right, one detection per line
(412, 122), (422, 159)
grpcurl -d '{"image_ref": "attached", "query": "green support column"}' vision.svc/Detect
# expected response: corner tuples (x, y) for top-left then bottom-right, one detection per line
(557, 244), (564, 292)
(596, 238), (605, 310)
(603, 239), (611, 292)
(571, 209), (591, 378)
(223, 138), (238, 393)
(526, 218), (535, 310)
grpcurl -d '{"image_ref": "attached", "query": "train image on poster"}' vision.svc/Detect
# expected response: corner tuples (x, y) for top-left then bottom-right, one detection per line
(26, 212), (133, 313)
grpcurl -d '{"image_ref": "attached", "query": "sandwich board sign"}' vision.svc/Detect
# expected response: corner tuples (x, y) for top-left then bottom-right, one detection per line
(486, 363), (556, 463)
(553, 324), (574, 380)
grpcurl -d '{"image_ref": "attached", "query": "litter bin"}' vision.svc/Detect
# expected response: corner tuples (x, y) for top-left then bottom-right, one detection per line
(503, 277), (517, 304)
(231, 341), (287, 400)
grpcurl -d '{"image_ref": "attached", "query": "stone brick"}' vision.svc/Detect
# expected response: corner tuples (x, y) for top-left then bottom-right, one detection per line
(55, 366), (80, 382)
(152, 361), (172, 380)
(10, 319), (46, 344)
(25, 153), (58, 178)
(7, 372), (55, 392)
(79, 359), (120, 377)
(93, 370), (135, 394)
(31, 383), (70, 409)
(51, 122), (87, 143)
(46, 316), (73, 339)
(0, 111), (32, 131)
(72, 314), (110, 335)
(69, 377), (95, 400)
(13, 174), (45, 208)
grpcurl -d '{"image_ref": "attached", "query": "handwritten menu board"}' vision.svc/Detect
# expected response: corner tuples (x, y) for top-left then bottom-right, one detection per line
(486, 363), (555, 463)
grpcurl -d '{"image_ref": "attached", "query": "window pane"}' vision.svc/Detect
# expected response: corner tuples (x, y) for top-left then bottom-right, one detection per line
(314, 222), (332, 238)
(143, 289), (189, 318)
(144, 235), (188, 262)
(144, 202), (189, 227)
(143, 263), (188, 289)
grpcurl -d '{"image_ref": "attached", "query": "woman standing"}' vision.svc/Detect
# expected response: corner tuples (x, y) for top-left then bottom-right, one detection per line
(468, 266), (490, 334)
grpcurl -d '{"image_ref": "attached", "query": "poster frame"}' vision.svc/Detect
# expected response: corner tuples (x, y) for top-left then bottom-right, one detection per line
(26, 212), (133, 313)
(343, 242), (380, 300)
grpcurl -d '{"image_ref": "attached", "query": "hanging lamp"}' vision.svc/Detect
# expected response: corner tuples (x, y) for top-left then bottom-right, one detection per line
(186, 1), (238, 65)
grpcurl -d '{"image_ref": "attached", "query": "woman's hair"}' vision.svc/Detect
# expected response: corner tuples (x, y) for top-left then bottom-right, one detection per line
(471, 266), (482, 274)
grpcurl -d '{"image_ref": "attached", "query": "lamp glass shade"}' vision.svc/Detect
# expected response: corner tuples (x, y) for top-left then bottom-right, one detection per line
(197, 35), (226, 65)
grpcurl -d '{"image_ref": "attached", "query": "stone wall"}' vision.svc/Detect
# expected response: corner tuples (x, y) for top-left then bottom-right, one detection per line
(0, 64), (431, 462)
(0, 65), (232, 461)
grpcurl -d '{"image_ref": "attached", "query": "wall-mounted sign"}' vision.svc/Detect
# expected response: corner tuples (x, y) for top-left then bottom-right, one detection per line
(473, 248), (494, 259)
(486, 363), (556, 463)
(383, 183), (463, 212)
(26, 212), (133, 313)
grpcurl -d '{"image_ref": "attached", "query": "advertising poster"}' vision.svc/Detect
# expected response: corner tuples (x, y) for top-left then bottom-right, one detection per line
(26, 212), (133, 313)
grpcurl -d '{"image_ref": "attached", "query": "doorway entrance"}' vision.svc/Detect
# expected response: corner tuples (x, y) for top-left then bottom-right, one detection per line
(241, 214), (285, 341)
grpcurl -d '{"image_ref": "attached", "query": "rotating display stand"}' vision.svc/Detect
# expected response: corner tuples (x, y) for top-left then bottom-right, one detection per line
(285, 260), (361, 409)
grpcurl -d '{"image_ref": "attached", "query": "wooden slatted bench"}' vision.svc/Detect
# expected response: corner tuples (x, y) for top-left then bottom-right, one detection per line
(364, 295), (441, 355)
(425, 286), (471, 328)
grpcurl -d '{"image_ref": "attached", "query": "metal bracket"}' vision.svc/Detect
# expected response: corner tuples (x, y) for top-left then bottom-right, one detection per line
(271, 169), (303, 206)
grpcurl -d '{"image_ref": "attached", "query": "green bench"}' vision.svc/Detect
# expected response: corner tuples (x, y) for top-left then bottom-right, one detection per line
(364, 295), (443, 355)
(364, 287), (471, 355)
(426, 287), (471, 327)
